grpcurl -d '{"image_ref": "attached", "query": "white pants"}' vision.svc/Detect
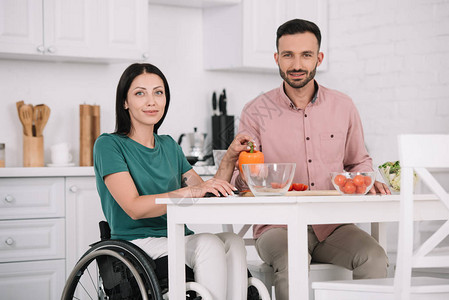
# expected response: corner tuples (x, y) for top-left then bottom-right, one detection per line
(132, 232), (247, 300)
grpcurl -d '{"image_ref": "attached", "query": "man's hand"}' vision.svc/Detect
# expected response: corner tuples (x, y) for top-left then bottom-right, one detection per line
(214, 134), (256, 183)
(367, 180), (391, 195)
(222, 134), (256, 163)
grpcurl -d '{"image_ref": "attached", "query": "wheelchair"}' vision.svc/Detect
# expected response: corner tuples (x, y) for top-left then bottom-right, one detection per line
(61, 221), (269, 300)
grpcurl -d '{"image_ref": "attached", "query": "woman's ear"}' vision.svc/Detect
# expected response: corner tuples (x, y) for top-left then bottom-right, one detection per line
(124, 101), (128, 110)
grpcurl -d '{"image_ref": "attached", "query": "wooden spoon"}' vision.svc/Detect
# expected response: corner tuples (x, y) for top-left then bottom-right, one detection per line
(16, 100), (25, 134)
(16, 100), (24, 115)
(34, 104), (51, 136)
(19, 104), (33, 136)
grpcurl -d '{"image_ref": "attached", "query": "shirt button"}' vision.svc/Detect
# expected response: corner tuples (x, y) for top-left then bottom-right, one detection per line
(331, 134), (334, 138)
(308, 159), (312, 163)
(306, 137), (310, 140)
(311, 182), (315, 186)
(305, 114), (308, 117)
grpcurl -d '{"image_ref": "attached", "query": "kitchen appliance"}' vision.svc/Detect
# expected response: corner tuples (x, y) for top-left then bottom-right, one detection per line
(178, 127), (208, 165)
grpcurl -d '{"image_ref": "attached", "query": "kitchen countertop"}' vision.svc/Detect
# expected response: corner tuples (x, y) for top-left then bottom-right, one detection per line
(2, 165), (445, 178)
(0, 165), (218, 178)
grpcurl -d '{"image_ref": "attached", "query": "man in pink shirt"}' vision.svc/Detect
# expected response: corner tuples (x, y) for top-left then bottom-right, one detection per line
(234, 19), (391, 300)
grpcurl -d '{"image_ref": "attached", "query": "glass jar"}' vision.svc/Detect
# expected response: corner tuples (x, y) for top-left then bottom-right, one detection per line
(0, 143), (4, 167)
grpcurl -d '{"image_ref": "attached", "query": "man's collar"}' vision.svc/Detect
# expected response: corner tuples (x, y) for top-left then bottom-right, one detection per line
(311, 80), (319, 104)
(283, 80), (320, 109)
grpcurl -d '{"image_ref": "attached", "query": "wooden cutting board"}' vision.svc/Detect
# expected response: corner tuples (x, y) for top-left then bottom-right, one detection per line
(240, 190), (340, 197)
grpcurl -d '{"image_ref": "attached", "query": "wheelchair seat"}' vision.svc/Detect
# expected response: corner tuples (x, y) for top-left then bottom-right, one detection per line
(61, 221), (200, 300)
(99, 221), (197, 296)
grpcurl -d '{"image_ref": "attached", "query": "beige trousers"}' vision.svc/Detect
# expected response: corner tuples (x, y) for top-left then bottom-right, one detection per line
(132, 232), (247, 300)
(255, 224), (389, 300)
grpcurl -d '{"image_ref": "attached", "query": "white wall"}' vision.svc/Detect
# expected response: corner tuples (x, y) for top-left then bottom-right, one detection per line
(0, 4), (279, 167)
(318, 0), (449, 167)
(1, 1), (448, 167)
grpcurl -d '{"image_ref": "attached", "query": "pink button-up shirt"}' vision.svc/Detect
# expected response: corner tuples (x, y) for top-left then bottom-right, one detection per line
(234, 81), (373, 241)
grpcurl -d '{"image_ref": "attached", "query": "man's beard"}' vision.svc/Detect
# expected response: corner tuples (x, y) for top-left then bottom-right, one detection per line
(279, 63), (317, 89)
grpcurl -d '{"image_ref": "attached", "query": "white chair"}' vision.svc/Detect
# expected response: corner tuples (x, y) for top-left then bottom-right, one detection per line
(223, 224), (354, 300)
(312, 134), (449, 300)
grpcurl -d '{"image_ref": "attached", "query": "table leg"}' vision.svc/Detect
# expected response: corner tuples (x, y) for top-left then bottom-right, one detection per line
(288, 219), (309, 299)
(168, 215), (186, 300)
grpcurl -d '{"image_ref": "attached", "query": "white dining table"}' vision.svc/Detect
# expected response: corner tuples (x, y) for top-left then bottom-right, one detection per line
(156, 193), (448, 299)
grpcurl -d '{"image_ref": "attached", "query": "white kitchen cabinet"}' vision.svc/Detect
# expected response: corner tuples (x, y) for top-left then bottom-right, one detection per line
(0, 168), (104, 300)
(0, 177), (65, 220)
(0, 0), (43, 56)
(148, 0), (240, 8)
(0, 176), (66, 300)
(0, 218), (65, 263)
(96, 0), (149, 61)
(203, 0), (328, 72)
(0, 260), (65, 300)
(65, 176), (105, 274)
(0, 0), (149, 62)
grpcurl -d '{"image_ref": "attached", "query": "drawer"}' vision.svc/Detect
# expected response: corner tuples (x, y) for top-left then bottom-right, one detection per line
(0, 218), (65, 263)
(0, 177), (65, 219)
(0, 259), (65, 300)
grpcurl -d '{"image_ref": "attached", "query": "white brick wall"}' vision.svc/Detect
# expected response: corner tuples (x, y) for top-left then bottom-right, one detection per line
(314, 0), (449, 258)
(318, 0), (449, 167)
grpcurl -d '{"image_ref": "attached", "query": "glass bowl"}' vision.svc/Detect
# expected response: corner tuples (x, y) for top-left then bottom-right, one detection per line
(330, 172), (376, 195)
(378, 166), (400, 194)
(378, 164), (418, 194)
(242, 163), (296, 196)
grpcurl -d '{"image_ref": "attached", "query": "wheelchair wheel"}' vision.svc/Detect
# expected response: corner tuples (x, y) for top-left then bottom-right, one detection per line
(61, 240), (164, 300)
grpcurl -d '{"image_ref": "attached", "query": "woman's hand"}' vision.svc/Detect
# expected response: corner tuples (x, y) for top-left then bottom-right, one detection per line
(188, 177), (237, 198)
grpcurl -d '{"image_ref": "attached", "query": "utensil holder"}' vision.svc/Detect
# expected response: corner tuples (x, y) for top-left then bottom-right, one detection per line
(23, 135), (44, 167)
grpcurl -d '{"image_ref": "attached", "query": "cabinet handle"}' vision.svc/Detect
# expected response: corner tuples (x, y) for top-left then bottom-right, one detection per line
(5, 237), (14, 246)
(47, 46), (56, 54)
(70, 186), (78, 193)
(36, 45), (45, 53)
(4, 195), (14, 203)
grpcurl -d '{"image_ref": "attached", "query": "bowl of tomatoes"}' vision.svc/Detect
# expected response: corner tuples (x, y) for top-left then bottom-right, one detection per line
(242, 163), (296, 196)
(331, 172), (376, 195)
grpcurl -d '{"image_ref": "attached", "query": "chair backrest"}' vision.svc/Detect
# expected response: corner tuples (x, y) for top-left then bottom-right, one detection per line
(395, 134), (449, 298)
(222, 224), (256, 246)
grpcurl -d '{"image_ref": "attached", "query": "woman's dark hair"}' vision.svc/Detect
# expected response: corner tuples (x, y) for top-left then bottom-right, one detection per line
(276, 19), (321, 51)
(114, 63), (171, 135)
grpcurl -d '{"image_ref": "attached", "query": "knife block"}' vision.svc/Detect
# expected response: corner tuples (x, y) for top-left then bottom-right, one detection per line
(212, 115), (234, 150)
(23, 135), (44, 167)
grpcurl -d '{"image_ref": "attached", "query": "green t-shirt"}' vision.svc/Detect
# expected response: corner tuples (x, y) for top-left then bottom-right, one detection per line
(93, 133), (193, 240)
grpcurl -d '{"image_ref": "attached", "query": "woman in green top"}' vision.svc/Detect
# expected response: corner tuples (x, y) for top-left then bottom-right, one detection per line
(94, 63), (253, 299)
